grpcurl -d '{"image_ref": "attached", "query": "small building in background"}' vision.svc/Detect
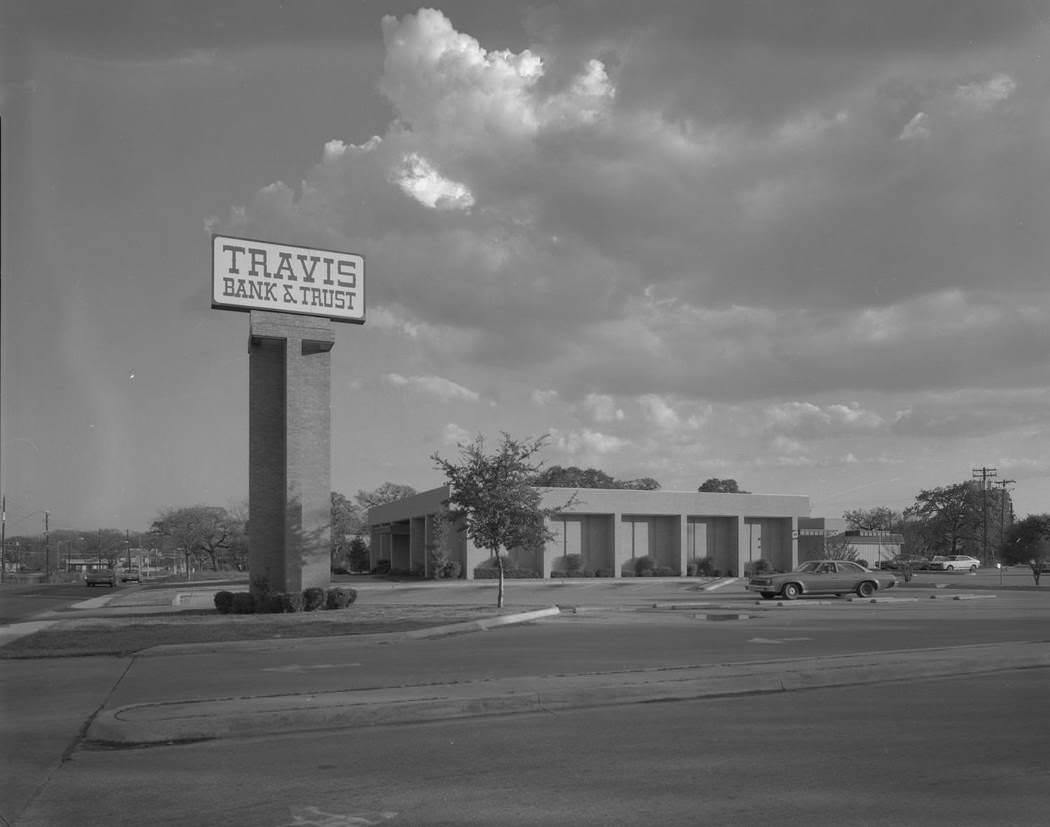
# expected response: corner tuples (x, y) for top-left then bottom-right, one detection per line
(368, 486), (814, 579)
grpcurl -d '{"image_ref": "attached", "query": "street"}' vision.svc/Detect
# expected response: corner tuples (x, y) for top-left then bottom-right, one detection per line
(4, 576), (1050, 826)
(0, 583), (117, 625)
(14, 670), (1050, 826)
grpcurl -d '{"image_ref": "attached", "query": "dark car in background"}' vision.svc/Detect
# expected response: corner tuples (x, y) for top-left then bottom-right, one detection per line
(746, 559), (898, 600)
(84, 568), (116, 587)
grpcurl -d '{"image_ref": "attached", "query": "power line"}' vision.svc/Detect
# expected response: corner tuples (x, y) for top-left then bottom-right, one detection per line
(972, 467), (997, 564)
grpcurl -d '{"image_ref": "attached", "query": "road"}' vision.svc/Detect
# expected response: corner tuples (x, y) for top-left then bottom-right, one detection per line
(13, 669), (1050, 826)
(0, 583), (120, 625)
(3, 575), (1049, 826)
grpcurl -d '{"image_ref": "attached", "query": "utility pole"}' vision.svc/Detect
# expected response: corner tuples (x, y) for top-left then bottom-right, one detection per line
(1, 495), (5, 584)
(994, 479), (1015, 562)
(44, 510), (50, 583)
(972, 467), (997, 565)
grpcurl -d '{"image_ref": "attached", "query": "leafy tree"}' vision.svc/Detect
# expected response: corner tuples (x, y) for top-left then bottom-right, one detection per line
(224, 500), (250, 570)
(91, 529), (126, 568)
(354, 482), (418, 512)
(1000, 514), (1050, 584)
(619, 477), (662, 491)
(823, 534), (863, 562)
(151, 506), (238, 573)
(533, 466), (661, 490)
(347, 536), (370, 573)
(330, 491), (361, 568)
(904, 483), (980, 557)
(842, 507), (902, 532)
(698, 478), (749, 493)
(533, 466), (618, 488)
(432, 433), (574, 607)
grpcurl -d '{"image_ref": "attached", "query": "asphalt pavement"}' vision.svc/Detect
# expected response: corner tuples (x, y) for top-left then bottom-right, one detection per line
(5, 573), (1049, 747)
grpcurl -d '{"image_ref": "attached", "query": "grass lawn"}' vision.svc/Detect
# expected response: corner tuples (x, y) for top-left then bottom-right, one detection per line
(0, 604), (515, 658)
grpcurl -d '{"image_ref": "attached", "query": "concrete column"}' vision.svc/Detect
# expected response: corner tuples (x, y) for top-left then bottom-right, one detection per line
(791, 516), (799, 570)
(423, 513), (432, 579)
(735, 515), (747, 579)
(249, 310), (334, 601)
(613, 513), (631, 577)
(678, 514), (688, 576)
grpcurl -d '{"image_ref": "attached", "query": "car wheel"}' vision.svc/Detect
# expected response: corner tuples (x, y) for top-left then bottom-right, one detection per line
(946, 565), (954, 571)
(857, 580), (877, 598)
(781, 583), (801, 600)
(760, 592), (776, 600)
(969, 565), (977, 573)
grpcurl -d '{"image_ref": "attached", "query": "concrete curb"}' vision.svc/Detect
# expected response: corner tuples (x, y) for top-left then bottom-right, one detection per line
(135, 606), (563, 658)
(86, 641), (1050, 746)
(402, 606), (562, 638)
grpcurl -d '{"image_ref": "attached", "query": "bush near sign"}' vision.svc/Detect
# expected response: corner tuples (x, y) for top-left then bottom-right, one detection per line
(211, 235), (365, 324)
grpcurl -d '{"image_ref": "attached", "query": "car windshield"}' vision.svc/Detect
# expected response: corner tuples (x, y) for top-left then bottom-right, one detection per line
(796, 561), (822, 572)
(838, 561), (866, 573)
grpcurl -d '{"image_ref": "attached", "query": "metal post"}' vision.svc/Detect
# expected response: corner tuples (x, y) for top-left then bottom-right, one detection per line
(44, 511), (50, 583)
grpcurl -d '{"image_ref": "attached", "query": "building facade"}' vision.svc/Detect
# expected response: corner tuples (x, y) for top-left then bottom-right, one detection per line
(368, 486), (813, 579)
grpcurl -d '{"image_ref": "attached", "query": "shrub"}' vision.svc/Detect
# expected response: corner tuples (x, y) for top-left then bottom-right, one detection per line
(564, 554), (583, 576)
(441, 560), (462, 579)
(214, 590), (235, 614)
(744, 559), (773, 578)
(325, 587), (358, 610)
(273, 592), (304, 613)
(231, 592), (255, 614)
(372, 560), (391, 575)
(693, 556), (715, 577)
(302, 587), (326, 612)
(634, 556), (657, 576)
(653, 565), (677, 577)
(472, 563), (540, 579)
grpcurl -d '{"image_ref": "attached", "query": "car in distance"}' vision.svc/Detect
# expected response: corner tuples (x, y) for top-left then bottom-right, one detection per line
(119, 567), (141, 583)
(746, 559), (898, 600)
(84, 567), (116, 587)
(928, 555), (980, 573)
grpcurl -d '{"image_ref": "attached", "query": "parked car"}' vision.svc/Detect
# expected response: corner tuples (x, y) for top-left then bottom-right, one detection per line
(119, 567), (141, 583)
(84, 567), (116, 587)
(927, 555), (980, 573)
(746, 559), (898, 600)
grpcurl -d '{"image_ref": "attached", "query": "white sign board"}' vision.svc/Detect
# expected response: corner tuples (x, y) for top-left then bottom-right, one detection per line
(212, 235), (365, 324)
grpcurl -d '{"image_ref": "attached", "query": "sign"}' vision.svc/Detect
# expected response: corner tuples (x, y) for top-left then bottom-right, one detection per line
(212, 235), (365, 324)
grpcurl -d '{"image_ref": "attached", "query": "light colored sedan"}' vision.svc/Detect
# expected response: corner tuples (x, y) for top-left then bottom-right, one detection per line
(746, 559), (898, 600)
(928, 555), (980, 572)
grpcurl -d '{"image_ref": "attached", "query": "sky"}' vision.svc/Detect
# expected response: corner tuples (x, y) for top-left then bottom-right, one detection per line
(4, 0), (1050, 535)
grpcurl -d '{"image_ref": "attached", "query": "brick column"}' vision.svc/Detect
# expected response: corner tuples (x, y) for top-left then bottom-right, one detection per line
(249, 310), (334, 601)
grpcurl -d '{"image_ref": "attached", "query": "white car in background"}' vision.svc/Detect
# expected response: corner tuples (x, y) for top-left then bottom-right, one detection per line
(928, 555), (980, 572)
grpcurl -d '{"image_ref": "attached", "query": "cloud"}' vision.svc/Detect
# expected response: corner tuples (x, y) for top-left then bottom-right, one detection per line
(383, 373), (480, 403)
(898, 111), (930, 140)
(579, 393), (624, 424)
(550, 428), (628, 457)
(390, 153), (475, 210)
(954, 73), (1017, 112)
(441, 422), (473, 445)
(224, 5), (1050, 466)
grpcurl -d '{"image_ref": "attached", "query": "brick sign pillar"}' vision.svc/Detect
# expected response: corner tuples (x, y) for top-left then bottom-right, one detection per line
(248, 310), (335, 601)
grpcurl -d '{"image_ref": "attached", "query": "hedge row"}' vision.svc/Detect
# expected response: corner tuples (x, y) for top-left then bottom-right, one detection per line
(213, 586), (358, 615)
